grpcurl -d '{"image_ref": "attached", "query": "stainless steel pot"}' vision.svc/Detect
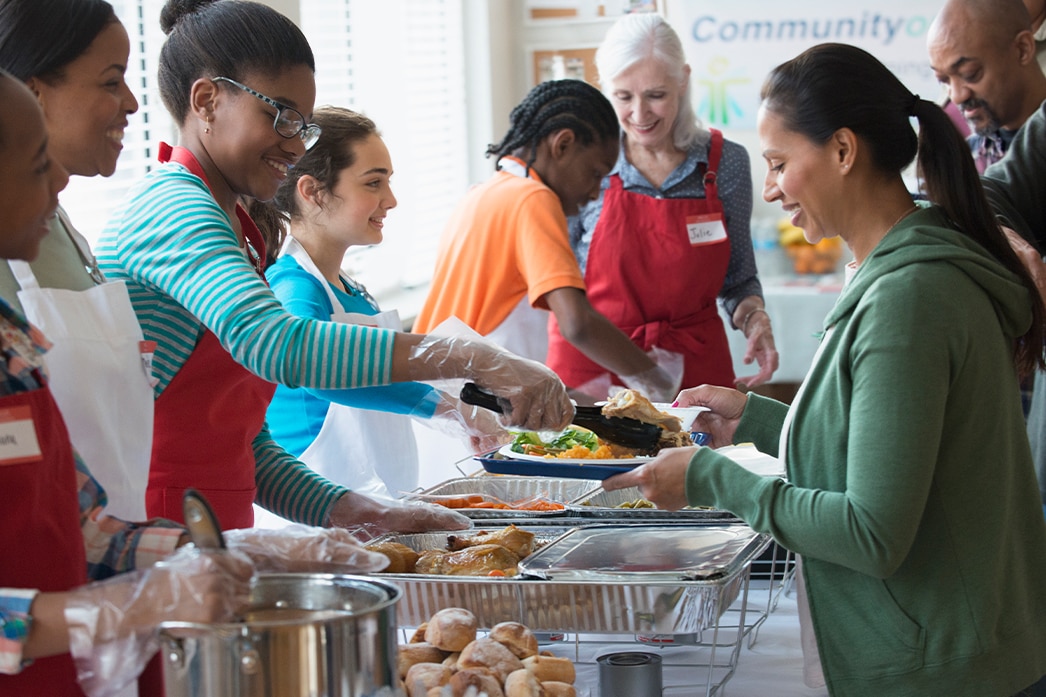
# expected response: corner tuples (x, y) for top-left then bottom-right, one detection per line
(159, 573), (402, 697)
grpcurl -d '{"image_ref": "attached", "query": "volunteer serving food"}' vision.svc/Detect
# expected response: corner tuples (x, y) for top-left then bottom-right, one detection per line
(546, 12), (778, 395)
(255, 106), (505, 500)
(94, 0), (570, 536)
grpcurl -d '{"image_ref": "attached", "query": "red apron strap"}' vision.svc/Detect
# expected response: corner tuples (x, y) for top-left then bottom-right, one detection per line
(702, 129), (724, 204)
(158, 143), (267, 271)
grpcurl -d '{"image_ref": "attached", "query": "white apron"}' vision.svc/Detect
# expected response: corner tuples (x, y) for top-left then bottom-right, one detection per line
(485, 295), (551, 362)
(10, 210), (153, 520)
(284, 238), (419, 498)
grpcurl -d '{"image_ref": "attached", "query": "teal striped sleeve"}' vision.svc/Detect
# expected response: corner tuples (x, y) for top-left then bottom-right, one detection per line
(96, 167), (396, 394)
(252, 423), (348, 525)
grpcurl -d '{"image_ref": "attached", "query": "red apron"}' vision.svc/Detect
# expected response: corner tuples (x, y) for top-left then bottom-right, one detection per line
(145, 144), (275, 531)
(547, 129), (736, 390)
(0, 385), (88, 696)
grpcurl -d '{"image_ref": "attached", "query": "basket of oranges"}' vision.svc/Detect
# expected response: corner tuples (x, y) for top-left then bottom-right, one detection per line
(778, 220), (844, 275)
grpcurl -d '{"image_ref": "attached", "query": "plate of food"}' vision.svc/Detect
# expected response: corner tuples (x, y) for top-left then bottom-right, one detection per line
(496, 443), (651, 466)
(477, 390), (690, 479)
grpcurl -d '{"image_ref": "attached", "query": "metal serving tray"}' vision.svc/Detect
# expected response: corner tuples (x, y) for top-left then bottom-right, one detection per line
(569, 486), (741, 522)
(369, 523), (770, 634)
(417, 476), (602, 518)
(519, 525), (765, 581)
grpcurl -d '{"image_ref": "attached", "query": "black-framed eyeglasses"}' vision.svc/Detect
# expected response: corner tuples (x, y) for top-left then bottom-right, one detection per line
(213, 76), (322, 150)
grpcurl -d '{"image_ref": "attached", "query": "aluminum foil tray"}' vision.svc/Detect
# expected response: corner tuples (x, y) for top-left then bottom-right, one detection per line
(569, 486), (741, 522)
(369, 523), (770, 634)
(417, 476), (601, 518)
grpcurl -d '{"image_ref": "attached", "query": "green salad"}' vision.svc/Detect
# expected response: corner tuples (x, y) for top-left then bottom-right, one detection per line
(510, 428), (599, 454)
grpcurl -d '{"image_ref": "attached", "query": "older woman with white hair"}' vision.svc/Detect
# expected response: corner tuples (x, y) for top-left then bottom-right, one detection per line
(546, 12), (778, 396)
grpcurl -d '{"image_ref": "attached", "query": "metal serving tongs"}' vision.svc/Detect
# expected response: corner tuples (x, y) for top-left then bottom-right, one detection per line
(182, 488), (226, 550)
(460, 382), (663, 452)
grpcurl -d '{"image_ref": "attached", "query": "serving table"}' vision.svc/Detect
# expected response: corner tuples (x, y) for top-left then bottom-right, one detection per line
(382, 472), (799, 696)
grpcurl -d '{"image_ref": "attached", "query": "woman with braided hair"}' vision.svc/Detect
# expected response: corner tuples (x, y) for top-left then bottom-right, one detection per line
(414, 78), (679, 404)
(547, 13), (778, 397)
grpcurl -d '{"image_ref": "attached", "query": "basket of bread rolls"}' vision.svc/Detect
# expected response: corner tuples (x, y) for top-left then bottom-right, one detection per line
(399, 607), (577, 697)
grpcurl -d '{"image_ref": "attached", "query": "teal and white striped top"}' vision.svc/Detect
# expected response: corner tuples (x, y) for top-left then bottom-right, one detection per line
(95, 162), (398, 525)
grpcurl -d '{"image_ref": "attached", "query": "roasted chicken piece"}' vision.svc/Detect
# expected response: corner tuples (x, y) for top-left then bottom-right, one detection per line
(365, 541), (420, 573)
(446, 524), (536, 558)
(415, 544), (520, 576)
(602, 389), (683, 432)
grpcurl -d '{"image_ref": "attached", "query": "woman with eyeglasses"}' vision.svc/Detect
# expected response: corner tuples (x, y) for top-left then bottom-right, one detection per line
(94, 0), (572, 537)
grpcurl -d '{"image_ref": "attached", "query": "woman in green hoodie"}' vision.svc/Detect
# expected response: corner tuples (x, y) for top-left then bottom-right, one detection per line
(606, 43), (1046, 697)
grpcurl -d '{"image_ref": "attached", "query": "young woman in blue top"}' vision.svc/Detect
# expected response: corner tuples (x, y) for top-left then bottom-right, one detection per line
(93, 0), (570, 535)
(256, 107), (504, 499)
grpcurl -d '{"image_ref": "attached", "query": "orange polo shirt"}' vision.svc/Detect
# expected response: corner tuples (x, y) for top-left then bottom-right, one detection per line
(413, 158), (586, 336)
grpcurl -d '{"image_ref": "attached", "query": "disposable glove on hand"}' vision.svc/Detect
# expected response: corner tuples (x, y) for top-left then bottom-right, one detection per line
(224, 524), (390, 573)
(407, 334), (572, 432)
(65, 545), (253, 697)
(326, 491), (472, 541)
(422, 392), (512, 455)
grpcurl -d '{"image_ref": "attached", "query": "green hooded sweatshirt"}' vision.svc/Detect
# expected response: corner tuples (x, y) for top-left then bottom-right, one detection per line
(686, 205), (1046, 696)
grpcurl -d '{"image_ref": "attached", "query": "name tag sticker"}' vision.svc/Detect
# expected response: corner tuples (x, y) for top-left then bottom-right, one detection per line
(686, 213), (728, 247)
(0, 405), (42, 465)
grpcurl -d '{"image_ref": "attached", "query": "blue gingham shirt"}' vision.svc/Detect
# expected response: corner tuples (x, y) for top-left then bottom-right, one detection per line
(569, 132), (762, 322)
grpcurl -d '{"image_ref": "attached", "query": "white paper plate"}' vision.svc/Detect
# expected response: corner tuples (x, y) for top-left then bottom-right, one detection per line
(497, 444), (652, 466)
(652, 403), (709, 431)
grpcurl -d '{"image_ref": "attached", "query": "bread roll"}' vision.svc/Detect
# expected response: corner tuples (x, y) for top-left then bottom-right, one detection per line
(504, 668), (543, 697)
(425, 608), (478, 652)
(541, 681), (576, 697)
(408, 622), (428, 643)
(490, 621), (539, 659)
(522, 654), (575, 684)
(449, 668), (505, 697)
(405, 662), (451, 694)
(397, 643), (447, 680)
(457, 637), (524, 682)
(442, 652), (460, 670)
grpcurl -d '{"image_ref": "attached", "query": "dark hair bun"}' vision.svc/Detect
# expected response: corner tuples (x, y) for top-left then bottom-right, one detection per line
(159, 0), (217, 34)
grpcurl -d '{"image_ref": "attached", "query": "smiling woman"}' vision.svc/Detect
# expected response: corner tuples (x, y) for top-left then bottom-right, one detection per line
(92, 0), (570, 541)
(0, 0), (159, 526)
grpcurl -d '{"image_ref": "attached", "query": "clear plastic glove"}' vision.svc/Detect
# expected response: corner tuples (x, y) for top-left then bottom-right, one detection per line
(65, 545), (253, 697)
(407, 334), (572, 432)
(421, 391), (513, 454)
(620, 346), (684, 403)
(326, 490), (472, 541)
(225, 524), (390, 573)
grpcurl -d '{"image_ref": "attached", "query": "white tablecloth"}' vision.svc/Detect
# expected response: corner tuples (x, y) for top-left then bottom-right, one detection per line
(722, 276), (842, 384)
(540, 582), (829, 697)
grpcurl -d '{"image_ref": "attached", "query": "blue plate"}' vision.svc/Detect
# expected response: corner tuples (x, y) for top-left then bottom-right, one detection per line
(476, 451), (642, 480)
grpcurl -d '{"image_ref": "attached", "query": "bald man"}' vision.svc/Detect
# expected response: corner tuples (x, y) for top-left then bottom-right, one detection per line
(928, 0), (1046, 172)
(1023, 0), (1046, 68)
